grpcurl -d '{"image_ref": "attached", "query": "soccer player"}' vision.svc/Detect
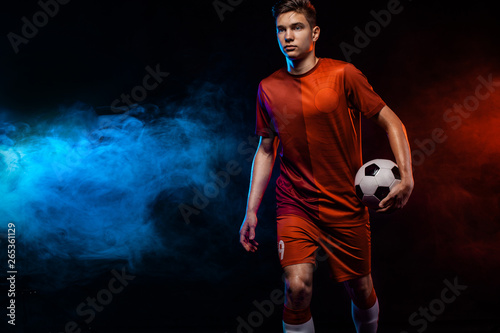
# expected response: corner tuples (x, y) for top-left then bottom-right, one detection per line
(239, 0), (414, 332)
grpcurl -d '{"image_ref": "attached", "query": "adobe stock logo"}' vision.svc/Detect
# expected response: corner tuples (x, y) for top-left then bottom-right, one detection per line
(110, 64), (170, 113)
(7, 0), (72, 54)
(339, 0), (405, 62)
(401, 277), (467, 333)
(213, 0), (245, 22)
(178, 160), (242, 224)
(235, 240), (337, 333)
(57, 267), (136, 333)
(411, 73), (499, 167)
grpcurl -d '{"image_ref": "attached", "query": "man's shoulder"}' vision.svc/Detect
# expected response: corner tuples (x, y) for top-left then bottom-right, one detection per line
(319, 59), (369, 84)
(259, 67), (287, 87)
(320, 58), (355, 72)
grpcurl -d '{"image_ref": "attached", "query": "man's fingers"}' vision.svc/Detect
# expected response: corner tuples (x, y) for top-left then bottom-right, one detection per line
(239, 224), (258, 252)
(240, 234), (248, 249)
(376, 204), (388, 213)
(379, 194), (393, 208)
(376, 205), (396, 214)
(241, 238), (253, 252)
(246, 233), (258, 252)
(242, 240), (258, 252)
(377, 193), (397, 213)
(377, 192), (409, 213)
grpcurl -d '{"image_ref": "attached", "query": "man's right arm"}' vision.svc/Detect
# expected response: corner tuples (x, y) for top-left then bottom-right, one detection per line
(239, 135), (278, 252)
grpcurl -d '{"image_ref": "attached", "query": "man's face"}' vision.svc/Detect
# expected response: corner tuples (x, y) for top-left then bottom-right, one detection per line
(276, 12), (317, 60)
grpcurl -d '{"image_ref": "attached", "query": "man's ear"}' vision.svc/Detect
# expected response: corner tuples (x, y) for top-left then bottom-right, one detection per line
(312, 26), (320, 42)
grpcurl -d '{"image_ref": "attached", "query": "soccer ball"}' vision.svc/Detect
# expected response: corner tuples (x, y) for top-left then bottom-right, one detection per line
(354, 159), (401, 209)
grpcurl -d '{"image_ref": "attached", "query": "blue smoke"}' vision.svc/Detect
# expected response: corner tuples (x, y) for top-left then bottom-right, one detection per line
(0, 81), (253, 290)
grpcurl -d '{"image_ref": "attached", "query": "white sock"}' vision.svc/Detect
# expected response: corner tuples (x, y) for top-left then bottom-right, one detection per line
(283, 317), (315, 333)
(351, 298), (379, 333)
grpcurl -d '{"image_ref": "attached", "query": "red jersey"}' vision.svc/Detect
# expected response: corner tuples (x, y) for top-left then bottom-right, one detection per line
(255, 58), (386, 227)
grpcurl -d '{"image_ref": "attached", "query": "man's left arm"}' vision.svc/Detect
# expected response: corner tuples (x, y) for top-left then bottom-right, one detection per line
(370, 105), (414, 213)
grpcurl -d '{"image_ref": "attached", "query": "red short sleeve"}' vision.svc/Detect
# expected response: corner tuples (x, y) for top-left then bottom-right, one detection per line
(344, 64), (386, 118)
(255, 82), (276, 138)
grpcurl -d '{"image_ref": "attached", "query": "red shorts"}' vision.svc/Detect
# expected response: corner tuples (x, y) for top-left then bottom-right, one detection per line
(277, 214), (371, 282)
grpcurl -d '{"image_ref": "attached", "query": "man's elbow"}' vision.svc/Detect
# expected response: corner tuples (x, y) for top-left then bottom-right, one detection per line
(375, 106), (404, 133)
(259, 136), (278, 156)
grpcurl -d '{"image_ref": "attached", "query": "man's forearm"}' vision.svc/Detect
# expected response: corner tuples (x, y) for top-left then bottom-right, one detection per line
(373, 106), (413, 184)
(245, 144), (276, 216)
(386, 119), (413, 185)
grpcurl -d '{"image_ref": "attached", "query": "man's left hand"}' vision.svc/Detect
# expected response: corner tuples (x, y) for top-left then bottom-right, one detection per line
(376, 180), (414, 213)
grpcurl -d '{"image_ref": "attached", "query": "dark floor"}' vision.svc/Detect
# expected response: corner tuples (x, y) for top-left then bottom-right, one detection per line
(48, 323), (500, 333)
(15, 320), (497, 333)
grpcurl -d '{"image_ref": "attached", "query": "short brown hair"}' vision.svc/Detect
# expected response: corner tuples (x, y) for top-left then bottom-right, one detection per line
(272, 0), (317, 29)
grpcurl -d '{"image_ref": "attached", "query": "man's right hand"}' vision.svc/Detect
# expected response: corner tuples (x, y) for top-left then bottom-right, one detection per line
(239, 136), (277, 253)
(239, 213), (259, 252)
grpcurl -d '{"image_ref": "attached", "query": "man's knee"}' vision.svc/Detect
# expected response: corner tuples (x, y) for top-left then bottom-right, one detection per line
(286, 275), (312, 297)
(345, 274), (375, 308)
(352, 283), (372, 300)
(345, 275), (374, 301)
(284, 264), (314, 308)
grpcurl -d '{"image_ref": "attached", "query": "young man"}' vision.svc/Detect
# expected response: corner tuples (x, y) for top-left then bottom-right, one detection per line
(239, 1), (414, 332)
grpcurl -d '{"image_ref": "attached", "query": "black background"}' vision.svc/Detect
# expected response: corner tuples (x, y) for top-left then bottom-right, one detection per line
(1, 0), (499, 332)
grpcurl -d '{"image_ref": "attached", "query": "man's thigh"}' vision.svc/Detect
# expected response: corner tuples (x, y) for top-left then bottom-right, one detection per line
(277, 214), (320, 269)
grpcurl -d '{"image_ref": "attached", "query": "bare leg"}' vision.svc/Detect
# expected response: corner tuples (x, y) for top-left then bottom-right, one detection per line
(344, 273), (374, 304)
(284, 263), (314, 309)
(282, 263), (315, 333)
(344, 274), (379, 333)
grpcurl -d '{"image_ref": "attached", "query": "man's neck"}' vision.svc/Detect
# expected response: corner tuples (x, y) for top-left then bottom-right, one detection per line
(286, 52), (319, 75)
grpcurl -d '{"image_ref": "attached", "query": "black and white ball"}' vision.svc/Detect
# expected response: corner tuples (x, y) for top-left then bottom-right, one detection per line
(354, 159), (401, 209)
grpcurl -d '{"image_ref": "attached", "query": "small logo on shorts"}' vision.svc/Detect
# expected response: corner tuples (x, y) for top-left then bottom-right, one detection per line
(278, 240), (285, 260)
